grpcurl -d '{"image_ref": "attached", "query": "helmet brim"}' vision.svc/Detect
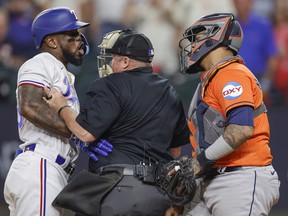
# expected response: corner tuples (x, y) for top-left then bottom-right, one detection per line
(63, 21), (90, 31)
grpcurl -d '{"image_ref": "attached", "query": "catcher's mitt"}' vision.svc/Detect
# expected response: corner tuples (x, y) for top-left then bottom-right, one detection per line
(157, 156), (197, 206)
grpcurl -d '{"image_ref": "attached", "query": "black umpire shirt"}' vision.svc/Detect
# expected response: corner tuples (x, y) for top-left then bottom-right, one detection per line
(76, 67), (190, 172)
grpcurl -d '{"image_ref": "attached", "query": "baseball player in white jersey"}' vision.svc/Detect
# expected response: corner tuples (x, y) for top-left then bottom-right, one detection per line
(3, 7), (113, 216)
(7, 53), (80, 216)
(17, 52), (80, 160)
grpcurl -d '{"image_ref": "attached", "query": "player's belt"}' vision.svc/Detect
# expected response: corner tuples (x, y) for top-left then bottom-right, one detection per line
(207, 166), (243, 178)
(215, 166), (243, 173)
(15, 144), (75, 175)
(98, 163), (158, 184)
(97, 164), (135, 176)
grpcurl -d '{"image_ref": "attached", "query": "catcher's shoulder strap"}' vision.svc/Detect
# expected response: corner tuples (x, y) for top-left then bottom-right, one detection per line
(254, 102), (267, 117)
(201, 56), (243, 98)
(188, 56), (243, 119)
(199, 54), (267, 118)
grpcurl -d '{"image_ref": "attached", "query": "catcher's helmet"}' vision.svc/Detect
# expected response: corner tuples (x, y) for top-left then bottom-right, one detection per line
(179, 13), (243, 74)
(32, 7), (89, 49)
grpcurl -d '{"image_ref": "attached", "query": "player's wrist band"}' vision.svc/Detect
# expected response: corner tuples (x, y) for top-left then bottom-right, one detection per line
(57, 104), (71, 117)
(205, 135), (234, 160)
(197, 135), (234, 174)
(196, 150), (216, 174)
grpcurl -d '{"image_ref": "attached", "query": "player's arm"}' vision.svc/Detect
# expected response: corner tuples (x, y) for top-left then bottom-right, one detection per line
(18, 85), (71, 138)
(222, 123), (254, 149)
(58, 104), (96, 142)
(194, 106), (254, 175)
(43, 87), (96, 143)
(169, 104), (190, 159)
(165, 205), (184, 216)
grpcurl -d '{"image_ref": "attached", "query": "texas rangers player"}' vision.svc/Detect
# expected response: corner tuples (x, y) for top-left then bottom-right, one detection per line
(165, 13), (280, 216)
(3, 7), (111, 216)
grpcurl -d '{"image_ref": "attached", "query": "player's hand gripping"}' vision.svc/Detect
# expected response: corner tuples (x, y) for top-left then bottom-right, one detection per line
(165, 205), (184, 216)
(70, 134), (113, 161)
(43, 86), (68, 113)
(190, 158), (202, 176)
(166, 157), (201, 177)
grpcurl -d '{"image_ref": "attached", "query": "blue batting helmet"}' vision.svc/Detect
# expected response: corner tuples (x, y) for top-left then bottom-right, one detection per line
(32, 7), (89, 49)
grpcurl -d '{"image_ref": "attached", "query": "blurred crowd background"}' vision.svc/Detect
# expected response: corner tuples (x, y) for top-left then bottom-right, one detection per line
(1, 0), (288, 107)
(0, 0), (288, 215)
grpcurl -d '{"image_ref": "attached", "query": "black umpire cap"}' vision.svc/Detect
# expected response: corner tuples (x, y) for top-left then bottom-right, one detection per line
(106, 28), (154, 63)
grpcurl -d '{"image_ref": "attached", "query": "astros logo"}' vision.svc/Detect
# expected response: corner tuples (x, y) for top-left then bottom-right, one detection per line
(222, 81), (243, 100)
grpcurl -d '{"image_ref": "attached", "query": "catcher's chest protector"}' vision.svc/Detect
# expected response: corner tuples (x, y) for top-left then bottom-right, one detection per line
(188, 56), (245, 155)
(188, 56), (267, 156)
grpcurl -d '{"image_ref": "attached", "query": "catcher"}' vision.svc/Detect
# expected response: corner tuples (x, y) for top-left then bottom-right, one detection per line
(164, 13), (280, 216)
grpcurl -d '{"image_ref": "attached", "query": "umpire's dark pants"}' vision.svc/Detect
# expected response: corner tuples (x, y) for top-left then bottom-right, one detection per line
(76, 166), (171, 216)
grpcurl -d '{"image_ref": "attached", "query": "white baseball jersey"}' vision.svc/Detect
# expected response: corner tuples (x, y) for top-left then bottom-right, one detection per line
(4, 52), (82, 216)
(16, 52), (80, 161)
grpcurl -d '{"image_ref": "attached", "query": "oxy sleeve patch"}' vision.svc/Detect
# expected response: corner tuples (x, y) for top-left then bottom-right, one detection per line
(222, 81), (243, 100)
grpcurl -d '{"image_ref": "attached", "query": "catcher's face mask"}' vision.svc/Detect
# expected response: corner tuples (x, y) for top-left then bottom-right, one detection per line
(178, 13), (243, 74)
(97, 30), (122, 77)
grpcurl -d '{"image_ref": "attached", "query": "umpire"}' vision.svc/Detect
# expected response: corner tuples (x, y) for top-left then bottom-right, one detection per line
(45, 28), (190, 216)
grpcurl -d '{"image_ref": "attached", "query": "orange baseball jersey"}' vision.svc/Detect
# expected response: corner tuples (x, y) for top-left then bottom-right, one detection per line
(188, 60), (272, 167)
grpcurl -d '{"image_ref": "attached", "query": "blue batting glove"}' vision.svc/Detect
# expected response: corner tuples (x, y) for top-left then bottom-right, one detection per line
(70, 135), (113, 162)
(70, 134), (89, 149)
(89, 139), (113, 157)
(70, 134), (97, 160)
